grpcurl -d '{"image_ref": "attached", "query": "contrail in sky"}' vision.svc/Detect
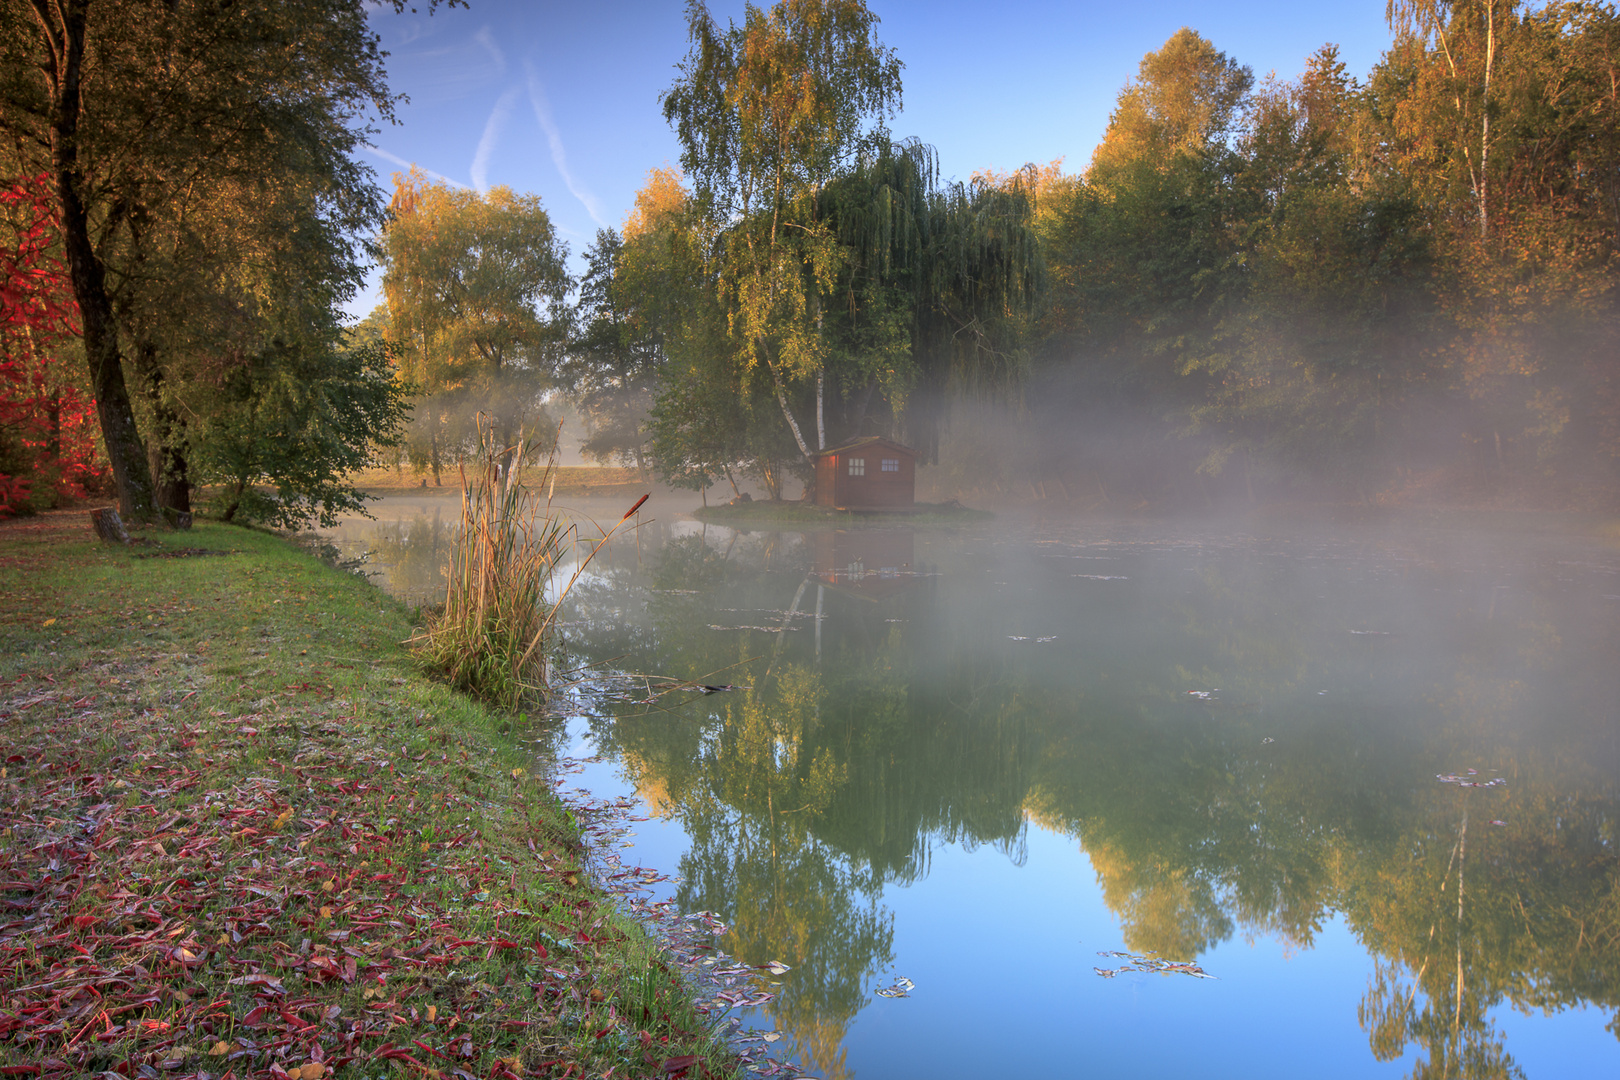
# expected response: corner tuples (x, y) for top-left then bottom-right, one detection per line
(472, 25), (506, 75)
(471, 86), (521, 192)
(525, 63), (607, 227)
(363, 145), (467, 189)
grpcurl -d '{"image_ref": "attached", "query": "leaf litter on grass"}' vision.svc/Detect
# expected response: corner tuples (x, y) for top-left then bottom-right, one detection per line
(0, 516), (746, 1080)
(0, 721), (693, 1079)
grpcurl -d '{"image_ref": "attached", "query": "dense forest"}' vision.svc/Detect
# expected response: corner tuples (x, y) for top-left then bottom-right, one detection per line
(604, 0), (1620, 508)
(2, 0), (1618, 519)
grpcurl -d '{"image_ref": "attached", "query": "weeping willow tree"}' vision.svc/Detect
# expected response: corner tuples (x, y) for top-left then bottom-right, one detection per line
(814, 140), (1046, 460)
(655, 2), (1042, 489)
(640, 142), (1045, 491)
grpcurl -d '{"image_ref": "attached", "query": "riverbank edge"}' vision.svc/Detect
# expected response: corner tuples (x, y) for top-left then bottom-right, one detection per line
(0, 511), (741, 1080)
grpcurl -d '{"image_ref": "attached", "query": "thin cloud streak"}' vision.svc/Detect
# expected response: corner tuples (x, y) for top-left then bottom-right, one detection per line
(472, 25), (507, 75)
(363, 145), (467, 189)
(525, 64), (607, 228)
(471, 86), (521, 192)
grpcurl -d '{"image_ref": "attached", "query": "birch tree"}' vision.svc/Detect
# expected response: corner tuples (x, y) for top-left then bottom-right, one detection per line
(661, 0), (902, 464)
(1386, 0), (1511, 238)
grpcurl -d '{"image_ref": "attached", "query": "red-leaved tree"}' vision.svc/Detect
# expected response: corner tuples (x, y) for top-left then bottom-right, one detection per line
(0, 173), (106, 517)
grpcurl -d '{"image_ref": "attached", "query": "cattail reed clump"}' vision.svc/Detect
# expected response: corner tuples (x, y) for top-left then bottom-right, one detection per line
(411, 423), (645, 709)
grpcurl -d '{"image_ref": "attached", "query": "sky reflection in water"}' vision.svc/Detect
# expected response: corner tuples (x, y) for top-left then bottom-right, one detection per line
(323, 501), (1620, 1079)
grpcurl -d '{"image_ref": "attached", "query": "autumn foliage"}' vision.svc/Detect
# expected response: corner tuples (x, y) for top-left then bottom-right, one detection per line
(0, 174), (106, 516)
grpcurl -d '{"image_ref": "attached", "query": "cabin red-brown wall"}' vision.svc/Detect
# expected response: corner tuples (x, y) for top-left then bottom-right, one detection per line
(814, 442), (914, 509)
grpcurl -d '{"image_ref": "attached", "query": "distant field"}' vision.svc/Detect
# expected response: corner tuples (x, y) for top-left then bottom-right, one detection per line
(345, 464), (648, 495)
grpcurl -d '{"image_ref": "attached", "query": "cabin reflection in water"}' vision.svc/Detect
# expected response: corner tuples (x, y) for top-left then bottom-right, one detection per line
(810, 528), (916, 599)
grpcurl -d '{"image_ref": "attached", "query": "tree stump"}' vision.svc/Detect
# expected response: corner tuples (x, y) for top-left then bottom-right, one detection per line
(90, 507), (131, 545)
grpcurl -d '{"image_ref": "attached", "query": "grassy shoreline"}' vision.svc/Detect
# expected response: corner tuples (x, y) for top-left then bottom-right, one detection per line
(0, 511), (739, 1079)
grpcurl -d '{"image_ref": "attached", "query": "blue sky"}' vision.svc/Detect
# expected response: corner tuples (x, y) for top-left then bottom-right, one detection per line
(350, 0), (1399, 316)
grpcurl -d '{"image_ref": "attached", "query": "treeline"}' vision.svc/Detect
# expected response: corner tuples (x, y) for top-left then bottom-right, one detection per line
(373, 0), (1042, 501)
(1025, 6), (1620, 506)
(7, 0), (1616, 520)
(558, 0), (1620, 507)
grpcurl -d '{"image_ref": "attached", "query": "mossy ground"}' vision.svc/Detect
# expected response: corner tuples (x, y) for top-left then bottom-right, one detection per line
(0, 511), (739, 1079)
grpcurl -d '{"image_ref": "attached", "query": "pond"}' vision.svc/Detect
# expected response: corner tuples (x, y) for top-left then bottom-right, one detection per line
(321, 496), (1620, 1079)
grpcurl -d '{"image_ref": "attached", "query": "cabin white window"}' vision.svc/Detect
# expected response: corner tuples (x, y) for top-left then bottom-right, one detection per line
(881, 458), (899, 472)
(848, 457), (866, 476)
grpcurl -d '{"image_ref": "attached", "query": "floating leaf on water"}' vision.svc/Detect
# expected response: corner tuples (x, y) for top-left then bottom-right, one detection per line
(765, 960), (791, 975)
(1491, 820), (1508, 826)
(1093, 949), (1216, 981)
(762, 1031), (782, 1043)
(1437, 770), (1507, 789)
(875, 974), (915, 998)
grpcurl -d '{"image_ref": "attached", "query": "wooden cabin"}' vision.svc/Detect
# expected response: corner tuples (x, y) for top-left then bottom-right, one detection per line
(813, 437), (915, 511)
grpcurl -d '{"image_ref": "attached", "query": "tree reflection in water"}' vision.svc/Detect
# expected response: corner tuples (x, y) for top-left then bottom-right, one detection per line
(350, 513), (1620, 1076)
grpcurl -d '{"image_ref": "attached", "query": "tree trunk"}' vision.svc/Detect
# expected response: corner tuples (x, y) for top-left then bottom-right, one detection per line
(759, 340), (813, 462)
(1478, 3), (1494, 239)
(221, 479), (245, 523)
(430, 411), (443, 486)
(816, 370), (826, 451)
(135, 345), (192, 525)
(45, 391), (61, 460)
(42, 0), (156, 522)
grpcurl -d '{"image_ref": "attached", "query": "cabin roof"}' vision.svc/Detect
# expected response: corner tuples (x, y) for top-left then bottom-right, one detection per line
(815, 435), (913, 458)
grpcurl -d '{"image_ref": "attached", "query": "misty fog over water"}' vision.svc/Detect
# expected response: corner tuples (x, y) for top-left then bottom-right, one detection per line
(322, 496), (1620, 1078)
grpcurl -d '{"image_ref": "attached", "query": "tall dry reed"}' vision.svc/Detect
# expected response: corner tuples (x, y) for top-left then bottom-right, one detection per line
(411, 424), (646, 710)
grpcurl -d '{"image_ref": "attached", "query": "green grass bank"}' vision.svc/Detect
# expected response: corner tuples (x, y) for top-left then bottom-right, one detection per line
(0, 512), (739, 1080)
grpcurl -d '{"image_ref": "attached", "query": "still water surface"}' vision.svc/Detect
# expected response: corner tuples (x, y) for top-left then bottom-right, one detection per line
(322, 498), (1620, 1079)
